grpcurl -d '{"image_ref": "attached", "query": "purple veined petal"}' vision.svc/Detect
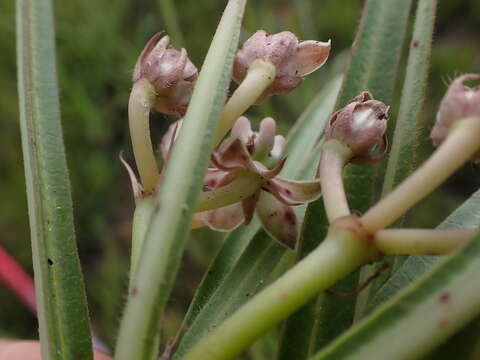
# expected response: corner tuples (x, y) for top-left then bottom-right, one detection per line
(212, 138), (258, 171)
(264, 177), (321, 206)
(256, 191), (299, 249)
(201, 203), (245, 232)
(203, 168), (235, 189)
(253, 157), (286, 179)
(241, 190), (261, 225)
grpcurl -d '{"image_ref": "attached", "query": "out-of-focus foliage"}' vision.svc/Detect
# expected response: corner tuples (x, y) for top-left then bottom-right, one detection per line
(0, 0), (479, 349)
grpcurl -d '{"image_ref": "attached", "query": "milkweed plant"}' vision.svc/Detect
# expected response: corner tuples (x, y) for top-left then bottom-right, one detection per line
(9, 0), (480, 359)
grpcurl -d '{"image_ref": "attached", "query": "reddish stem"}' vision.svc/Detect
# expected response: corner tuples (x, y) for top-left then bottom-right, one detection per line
(0, 245), (36, 313)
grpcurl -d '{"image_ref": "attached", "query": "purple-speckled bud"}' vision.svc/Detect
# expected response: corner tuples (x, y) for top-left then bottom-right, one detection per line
(233, 30), (331, 103)
(326, 92), (389, 163)
(133, 32), (198, 115)
(431, 74), (480, 146)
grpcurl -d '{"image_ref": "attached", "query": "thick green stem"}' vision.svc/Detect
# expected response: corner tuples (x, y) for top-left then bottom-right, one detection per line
(319, 139), (353, 222)
(183, 217), (379, 360)
(362, 117), (480, 233)
(375, 228), (474, 255)
(129, 197), (156, 282)
(129, 79), (159, 192)
(195, 171), (263, 212)
(212, 60), (276, 148)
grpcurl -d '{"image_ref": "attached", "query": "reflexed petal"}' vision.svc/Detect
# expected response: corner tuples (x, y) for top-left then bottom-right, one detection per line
(241, 190), (261, 224)
(287, 40), (331, 76)
(256, 191), (299, 249)
(212, 138), (257, 171)
(119, 152), (144, 200)
(201, 203), (245, 232)
(203, 168), (233, 189)
(264, 177), (321, 205)
(160, 120), (182, 161)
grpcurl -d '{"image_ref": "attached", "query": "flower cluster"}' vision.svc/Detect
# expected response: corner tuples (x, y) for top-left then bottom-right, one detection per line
(200, 117), (321, 249)
(233, 30), (331, 103)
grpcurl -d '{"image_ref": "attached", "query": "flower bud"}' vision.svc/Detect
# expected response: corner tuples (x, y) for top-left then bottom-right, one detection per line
(431, 74), (480, 146)
(326, 92), (389, 163)
(233, 30), (331, 103)
(133, 32), (198, 115)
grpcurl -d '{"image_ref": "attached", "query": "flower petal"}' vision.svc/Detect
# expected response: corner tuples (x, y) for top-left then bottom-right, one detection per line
(119, 152), (144, 201)
(212, 138), (257, 171)
(160, 120), (182, 162)
(201, 203), (245, 232)
(241, 190), (261, 225)
(264, 177), (321, 206)
(133, 32), (166, 82)
(203, 168), (233, 189)
(256, 191), (299, 249)
(288, 40), (331, 77)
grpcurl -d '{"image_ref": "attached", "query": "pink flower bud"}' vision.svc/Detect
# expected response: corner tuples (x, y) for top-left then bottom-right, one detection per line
(326, 92), (389, 163)
(233, 30), (331, 103)
(133, 32), (198, 115)
(431, 74), (480, 146)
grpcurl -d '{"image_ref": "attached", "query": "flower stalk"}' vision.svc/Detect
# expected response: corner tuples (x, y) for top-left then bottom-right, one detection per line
(212, 60), (276, 147)
(183, 216), (380, 360)
(128, 79), (160, 192)
(374, 228), (475, 255)
(319, 139), (353, 222)
(362, 116), (480, 233)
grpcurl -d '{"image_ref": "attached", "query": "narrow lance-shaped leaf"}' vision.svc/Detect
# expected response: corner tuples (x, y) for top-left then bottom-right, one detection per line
(16, 0), (92, 358)
(114, 1), (247, 359)
(311, 230), (480, 360)
(277, 1), (413, 358)
(354, 0), (438, 321)
(173, 76), (342, 358)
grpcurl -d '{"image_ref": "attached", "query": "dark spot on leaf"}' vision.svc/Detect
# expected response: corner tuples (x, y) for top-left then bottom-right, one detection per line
(439, 292), (450, 303)
(412, 40), (419, 48)
(47, 258), (53, 266)
(131, 287), (138, 296)
(154, 204), (161, 214)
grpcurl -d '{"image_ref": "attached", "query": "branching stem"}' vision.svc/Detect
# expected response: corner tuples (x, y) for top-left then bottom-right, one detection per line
(375, 228), (475, 255)
(362, 117), (480, 232)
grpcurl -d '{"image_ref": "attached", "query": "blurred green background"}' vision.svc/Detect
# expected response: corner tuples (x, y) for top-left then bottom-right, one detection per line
(1, 0), (479, 351)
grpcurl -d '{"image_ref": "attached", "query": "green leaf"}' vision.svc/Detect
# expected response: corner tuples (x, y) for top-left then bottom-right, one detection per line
(367, 188), (480, 313)
(113, 1), (247, 359)
(276, 1), (414, 358)
(174, 76), (342, 357)
(16, 0), (92, 359)
(157, 0), (185, 47)
(355, 0), (438, 321)
(311, 229), (480, 360)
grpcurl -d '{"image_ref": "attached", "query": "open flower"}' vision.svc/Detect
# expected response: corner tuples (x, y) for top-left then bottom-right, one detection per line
(233, 30), (331, 103)
(196, 117), (321, 249)
(133, 32), (198, 115)
(326, 92), (389, 163)
(431, 74), (480, 146)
